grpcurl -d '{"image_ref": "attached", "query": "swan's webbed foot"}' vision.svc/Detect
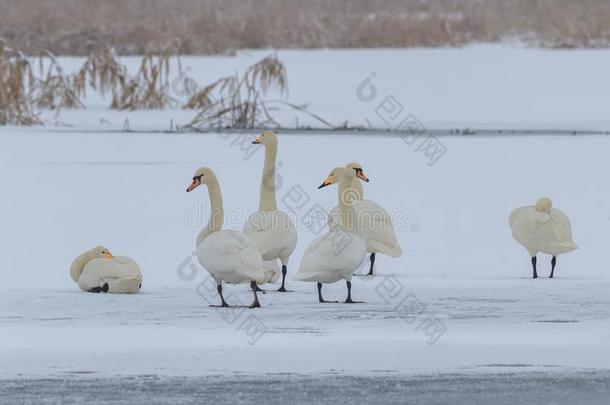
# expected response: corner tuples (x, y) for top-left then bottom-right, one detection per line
(344, 298), (365, 304)
(343, 281), (364, 303)
(211, 283), (230, 307)
(248, 301), (261, 309)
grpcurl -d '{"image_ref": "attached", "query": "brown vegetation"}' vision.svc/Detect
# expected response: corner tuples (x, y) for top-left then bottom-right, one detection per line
(2, 0), (610, 55)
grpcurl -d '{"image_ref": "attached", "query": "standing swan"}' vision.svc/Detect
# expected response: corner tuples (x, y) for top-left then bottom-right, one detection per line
(319, 167), (402, 276)
(244, 130), (298, 291)
(187, 167), (267, 308)
(294, 163), (368, 303)
(70, 246), (142, 293)
(509, 197), (578, 278)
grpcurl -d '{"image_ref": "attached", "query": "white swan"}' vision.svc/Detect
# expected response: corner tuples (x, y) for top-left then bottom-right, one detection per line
(509, 197), (578, 278)
(244, 130), (298, 291)
(187, 167), (267, 308)
(294, 163), (368, 303)
(70, 246), (142, 293)
(319, 166), (402, 276)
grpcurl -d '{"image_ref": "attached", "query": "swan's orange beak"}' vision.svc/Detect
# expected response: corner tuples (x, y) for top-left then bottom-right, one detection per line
(186, 177), (201, 192)
(356, 169), (369, 182)
(252, 135), (262, 144)
(318, 176), (333, 189)
(102, 252), (113, 259)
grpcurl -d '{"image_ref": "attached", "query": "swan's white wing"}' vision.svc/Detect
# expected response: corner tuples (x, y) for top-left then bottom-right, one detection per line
(243, 210), (298, 262)
(295, 230), (366, 283)
(198, 230), (266, 284)
(509, 206), (578, 255)
(80, 257), (142, 294)
(262, 260), (281, 283)
(354, 199), (402, 257)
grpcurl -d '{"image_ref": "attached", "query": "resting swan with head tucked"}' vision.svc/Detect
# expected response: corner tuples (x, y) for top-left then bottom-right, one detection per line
(509, 197), (578, 278)
(244, 130), (298, 292)
(187, 167), (267, 308)
(319, 166), (402, 276)
(70, 246), (142, 293)
(294, 163), (368, 303)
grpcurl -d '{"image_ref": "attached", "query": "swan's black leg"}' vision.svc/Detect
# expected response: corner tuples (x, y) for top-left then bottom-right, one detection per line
(550, 256), (557, 278)
(276, 265), (292, 292)
(344, 281), (364, 303)
(318, 282), (338, 303)
(253, 283), (265, 292)
(249, 281), (261, 308)
(210, 283), (229, 307)
(367, 253), (376, 276)
(531, 256), (538, 279)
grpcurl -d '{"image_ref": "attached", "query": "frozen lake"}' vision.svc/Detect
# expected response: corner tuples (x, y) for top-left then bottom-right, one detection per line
(1, 129), (610, 382)
(2, 47), (610, 401)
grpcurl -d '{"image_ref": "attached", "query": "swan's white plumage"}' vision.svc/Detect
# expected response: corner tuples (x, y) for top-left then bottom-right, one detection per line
(324, 165), (402, 258)
(352, 199), (402, 257)
(79, 256), (142, 293)
(294, 229), (367, 283)
(509, 198), (578, 257)
(70, 246), (142, 294)
(198, 230), (267, 285)
(295, 162), (368, 287)
(262, 260), (281, 283)
(243, 210), (298, 263)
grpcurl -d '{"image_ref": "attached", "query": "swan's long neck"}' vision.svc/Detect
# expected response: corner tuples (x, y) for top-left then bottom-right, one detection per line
(259, 141), (278, 211)
(70, 250), (92, 282)
(337, 177), (364, 203)
(198, 173), (224, 245)
(338, 173), (357, 232)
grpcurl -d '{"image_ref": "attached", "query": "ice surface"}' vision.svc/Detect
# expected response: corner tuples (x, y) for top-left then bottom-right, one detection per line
(1, 128), (610, 380)
(1, 47), (610, 392)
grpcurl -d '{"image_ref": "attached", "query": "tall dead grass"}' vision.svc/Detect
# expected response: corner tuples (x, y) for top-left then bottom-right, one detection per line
(186, 54), (287, 128)
(2, 0), (610, 54)
(0, 40), (41, 125)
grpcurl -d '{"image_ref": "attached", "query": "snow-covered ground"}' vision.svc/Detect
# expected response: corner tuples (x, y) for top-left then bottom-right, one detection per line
(2, 47), (610, 401)
(1, 129), (610, 378)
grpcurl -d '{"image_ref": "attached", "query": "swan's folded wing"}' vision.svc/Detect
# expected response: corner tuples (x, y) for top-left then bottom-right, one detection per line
(355, 199), (402, 256)
(549, 208), (576, 244)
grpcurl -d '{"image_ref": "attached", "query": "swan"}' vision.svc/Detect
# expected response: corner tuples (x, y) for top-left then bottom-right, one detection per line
(294, 163), (368, 303)
(70, 246), (142, 293)
(187, 167), (267, 308)
(319, 167), (402, 276)
(509, 197), (578, 278)
(244, 130), (298, 292)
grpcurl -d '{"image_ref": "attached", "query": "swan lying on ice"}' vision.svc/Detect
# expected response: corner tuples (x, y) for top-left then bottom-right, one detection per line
(319, 166), (402, 276)
(70, 246), (142, 293)
(187, 166), (267, 308)
(509, 197), (578, 278)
